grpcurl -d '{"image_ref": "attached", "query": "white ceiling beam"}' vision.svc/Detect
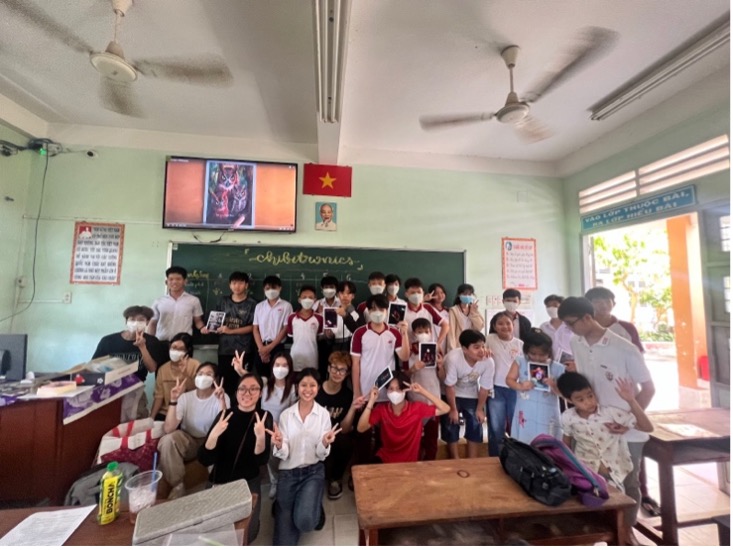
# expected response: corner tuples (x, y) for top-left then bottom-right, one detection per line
(0, 94), (49, 139)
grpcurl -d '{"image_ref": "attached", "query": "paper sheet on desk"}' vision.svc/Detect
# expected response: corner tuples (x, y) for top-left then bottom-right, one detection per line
(0, 505), (94, 546)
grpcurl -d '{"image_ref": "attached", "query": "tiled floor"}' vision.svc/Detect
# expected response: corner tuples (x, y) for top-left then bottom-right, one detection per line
(252, 461), (729, 546)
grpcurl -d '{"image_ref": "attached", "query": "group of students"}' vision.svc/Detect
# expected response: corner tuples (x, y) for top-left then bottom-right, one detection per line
(91, 265), (658, 545)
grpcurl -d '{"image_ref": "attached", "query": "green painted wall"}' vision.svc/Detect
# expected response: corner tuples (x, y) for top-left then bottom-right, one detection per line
(2, 141), (567, 372)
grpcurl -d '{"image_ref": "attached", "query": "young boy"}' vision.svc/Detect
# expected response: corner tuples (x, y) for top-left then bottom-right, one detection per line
(384, 274), (407, 306)
(558, 296), (655, 539)
(287, 285), (324, 371)
(252, 275), (293, 377)
(403, 277), (449, 348)
(404, 318), (444, 460)
(148, 266), (205, 345)
(316, 275), (342, 377)
(489, 288), (531, 342)
(356, 271), (387, 319)
(442, 329), (495, 459)
(557, 371), (653, 544)
(201, 271), (257, 399)
(585, 287), (644, 353)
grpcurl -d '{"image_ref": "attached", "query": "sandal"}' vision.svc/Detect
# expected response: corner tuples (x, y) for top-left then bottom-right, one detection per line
(641, 496), (661, 516)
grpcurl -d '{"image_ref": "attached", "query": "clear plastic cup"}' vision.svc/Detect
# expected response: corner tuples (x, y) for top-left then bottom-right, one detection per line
(125, 470), (162, 524)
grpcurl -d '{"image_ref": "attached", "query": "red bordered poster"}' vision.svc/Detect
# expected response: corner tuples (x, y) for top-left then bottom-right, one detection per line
(70, 222), (125, 285)
(501, 237), (537, 290)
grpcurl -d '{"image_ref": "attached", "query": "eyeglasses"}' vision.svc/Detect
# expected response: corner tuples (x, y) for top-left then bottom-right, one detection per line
(329, 366), (349, 375)
(237, 386), (261, 395)
(564, 317), (583, 327)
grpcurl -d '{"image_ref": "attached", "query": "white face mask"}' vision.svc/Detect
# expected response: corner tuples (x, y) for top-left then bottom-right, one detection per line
(387, 391), (405, 405)
(386, 285), (399, 297)
(272, 366), (289, 380)
(503, 301), (519, 313)
(322, 288), (336, 299)
(407, 292), (423, 305)
(195, 374), (214, 390)
(300, 298), (315, 310)
(546, 306), (559, 319)
(126, 320), (146, 333)
(369, 310), (386, 324)
(265, 289), (280, 301)
(369, 284), (385, 295)
(415, 332), (432, 344)
(169, 349), (186, 362)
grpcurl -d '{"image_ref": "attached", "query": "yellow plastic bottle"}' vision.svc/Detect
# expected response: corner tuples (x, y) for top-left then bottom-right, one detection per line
(97, 461), (123, 525)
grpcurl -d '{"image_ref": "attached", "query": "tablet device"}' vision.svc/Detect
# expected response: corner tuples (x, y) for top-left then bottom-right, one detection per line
(388, 303), (406, 325)
(528, 362), (550, 391)
(419, 342), (437, 368)
(323, 308), (338, 329)
(374, 367), (394, 391)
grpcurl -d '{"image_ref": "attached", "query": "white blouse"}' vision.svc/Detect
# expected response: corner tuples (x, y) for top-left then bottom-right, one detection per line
(273, 402), (332, 470)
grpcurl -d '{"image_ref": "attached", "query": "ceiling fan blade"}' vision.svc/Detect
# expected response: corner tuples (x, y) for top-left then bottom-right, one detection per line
(2, 0), (94, 55)
(419, 112), (495, 130)
(523, 27), (618, 103)
(99, 78), (145, 118)
(133, 56), (233, 86)
(514, 115), (552, 143)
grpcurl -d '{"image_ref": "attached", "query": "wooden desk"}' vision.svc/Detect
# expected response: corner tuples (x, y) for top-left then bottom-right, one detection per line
(636, 408), (730, 546)
(352, 457), (635, 546)
(0, 497), (256, 545)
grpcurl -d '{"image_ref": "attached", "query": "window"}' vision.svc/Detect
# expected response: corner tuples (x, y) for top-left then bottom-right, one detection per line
(579, 135), (730, 214)
(721, 215), (730, 253)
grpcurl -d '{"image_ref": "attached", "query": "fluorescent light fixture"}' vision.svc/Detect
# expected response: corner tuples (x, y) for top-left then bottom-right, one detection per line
(590, 16), (729, 121)
(313, 0), (351, 123)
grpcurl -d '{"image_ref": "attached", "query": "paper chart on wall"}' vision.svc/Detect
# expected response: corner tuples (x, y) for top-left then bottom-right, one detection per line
(70, 221), (125, 284)
(501, 237), (538, 290)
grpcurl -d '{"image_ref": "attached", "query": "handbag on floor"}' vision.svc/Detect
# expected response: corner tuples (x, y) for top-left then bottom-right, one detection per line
(96, 418), (165, 471)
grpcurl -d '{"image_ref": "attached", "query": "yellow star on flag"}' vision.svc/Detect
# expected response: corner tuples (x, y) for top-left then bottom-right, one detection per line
(319, 172), (336, 189)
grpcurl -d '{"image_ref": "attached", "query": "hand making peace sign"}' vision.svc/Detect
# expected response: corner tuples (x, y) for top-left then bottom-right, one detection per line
(253, 411), (269, 439)
(232, 350), (247, 377)
(212, 378), (227, 409)
(132, 330), (147, 350)
(265, 422), (284, 449)
(210, 411), (234, 439)
(170, 376), (187, 402)
(322, 422), (342, 447)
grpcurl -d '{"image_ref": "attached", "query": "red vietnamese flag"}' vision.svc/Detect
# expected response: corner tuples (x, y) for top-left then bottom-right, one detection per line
(303, 163), (352, 197)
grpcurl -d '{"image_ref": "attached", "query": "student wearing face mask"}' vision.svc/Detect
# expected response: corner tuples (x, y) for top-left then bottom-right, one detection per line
(315, 275), (342, 378)
(447, 284), (485, 351)
(403, 278), (449, 349)
(253, 275), (293, 378)
(355, 271), (387, 320)
(384, 273), (407, 307)
(539, 294), (564, 340)
(151, 333), (200, 421)
(357, 371), (449, 464)
(158, 362), (230, 499)
(92, 305), (169, 418)
(286, 285), (324, 372)
(489, 288), (532, 342)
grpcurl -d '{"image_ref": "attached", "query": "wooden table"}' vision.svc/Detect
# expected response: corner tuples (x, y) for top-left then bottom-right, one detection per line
(352, 457), (635, 546)
(636, 408), (730, 546)
(0, 498), (256, 545)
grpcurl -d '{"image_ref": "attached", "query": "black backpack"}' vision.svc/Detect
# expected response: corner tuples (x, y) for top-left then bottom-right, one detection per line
(500, 435), (572, 506)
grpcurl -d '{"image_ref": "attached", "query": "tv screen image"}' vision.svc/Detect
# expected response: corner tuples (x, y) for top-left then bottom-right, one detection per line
(164, 157), (297, 232)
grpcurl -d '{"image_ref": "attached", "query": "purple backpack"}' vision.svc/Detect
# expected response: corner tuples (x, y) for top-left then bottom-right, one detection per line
(531, 434), (609, 507)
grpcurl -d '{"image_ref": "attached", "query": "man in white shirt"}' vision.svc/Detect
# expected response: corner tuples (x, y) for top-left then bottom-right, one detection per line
(558, 297), (655, 542)
(253, 275), (293, 378)
(148, 266), (205, 345)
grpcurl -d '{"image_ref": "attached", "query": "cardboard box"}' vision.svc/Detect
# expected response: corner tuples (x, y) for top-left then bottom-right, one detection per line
(68, 356), (137, 386)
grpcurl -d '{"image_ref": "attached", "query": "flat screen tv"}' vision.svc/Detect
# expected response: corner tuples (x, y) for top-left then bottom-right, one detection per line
(163, 156), (298, 232)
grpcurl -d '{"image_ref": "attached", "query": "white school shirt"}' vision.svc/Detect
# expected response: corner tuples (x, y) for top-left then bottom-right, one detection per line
(443, 347), (495, 399)
(273, 402), (332, 470)
(287, 312), (324, 371)
(404, 303), (447, 343)
(486, 334), (523, 388)
(570, 330), (652, 443)
(253, 298), (293, 341)
(350, 324), (403, 402)
(176, 390), (231, 438)
(407, 346), (441, 404)
(261, 384), (297, 423)
(552, 323), (575, 362)
(151, 292), (204, 341)
(316, 297), (352, 340)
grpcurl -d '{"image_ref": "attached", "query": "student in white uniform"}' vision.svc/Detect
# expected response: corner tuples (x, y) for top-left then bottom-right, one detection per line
(253, 275), (293, 378)
(403, 277), (449, 349)
(148, 266), (205, 345)
(286, 285), (324, 371)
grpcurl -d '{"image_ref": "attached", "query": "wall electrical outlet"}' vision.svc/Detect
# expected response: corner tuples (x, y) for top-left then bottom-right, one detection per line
(62, 292), (72, 304)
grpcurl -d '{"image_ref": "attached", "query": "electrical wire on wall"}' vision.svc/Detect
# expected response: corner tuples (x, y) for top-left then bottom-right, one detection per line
(0, 153), (50, 326)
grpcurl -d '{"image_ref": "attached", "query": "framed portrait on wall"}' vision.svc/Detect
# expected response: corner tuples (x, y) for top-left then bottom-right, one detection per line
(315, 202), (337, 231)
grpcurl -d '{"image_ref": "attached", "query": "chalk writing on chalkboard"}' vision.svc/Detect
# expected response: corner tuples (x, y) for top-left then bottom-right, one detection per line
(245, 249), (365, 270)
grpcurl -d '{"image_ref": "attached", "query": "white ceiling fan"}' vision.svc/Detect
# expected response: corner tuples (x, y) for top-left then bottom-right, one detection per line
(5, 0), (234, 118)
(419, 27), (618, 143)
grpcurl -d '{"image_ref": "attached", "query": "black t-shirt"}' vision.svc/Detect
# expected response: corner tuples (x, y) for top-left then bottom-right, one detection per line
(198, 407), (272, 484)
(215, 296), (258, 355)
(316, 384), (353, 426)
(92, 332), (169, 382)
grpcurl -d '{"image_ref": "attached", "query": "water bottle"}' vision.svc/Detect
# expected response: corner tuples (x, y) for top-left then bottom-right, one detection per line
(97, 461), (123, 525)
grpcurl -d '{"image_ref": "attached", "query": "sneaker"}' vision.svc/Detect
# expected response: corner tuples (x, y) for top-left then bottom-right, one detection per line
(268, 482), (277, 500)
(168, 482), (186, 500)
(327, 480), (343, 500)
(315, 505), (326, 531)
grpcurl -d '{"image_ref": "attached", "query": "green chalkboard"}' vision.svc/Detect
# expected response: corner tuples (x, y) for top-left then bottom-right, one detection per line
(170, 243), (466, 313)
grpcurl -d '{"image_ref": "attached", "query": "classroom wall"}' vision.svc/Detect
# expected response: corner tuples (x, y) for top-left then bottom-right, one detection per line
(561, 103), (731, 293)
(1, 138), (567, 372)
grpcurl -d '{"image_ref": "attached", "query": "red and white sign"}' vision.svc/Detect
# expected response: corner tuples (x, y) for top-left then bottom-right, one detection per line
(70, 222), (125, 284)
(502, 237), (538, 290)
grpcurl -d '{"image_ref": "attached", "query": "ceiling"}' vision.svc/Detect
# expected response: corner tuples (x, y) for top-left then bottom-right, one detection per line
(0, 0), (729, 171)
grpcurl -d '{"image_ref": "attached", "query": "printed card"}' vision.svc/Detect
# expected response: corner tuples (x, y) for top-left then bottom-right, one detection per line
(419, 342), (437, 368)
(528, 362), (550, 392)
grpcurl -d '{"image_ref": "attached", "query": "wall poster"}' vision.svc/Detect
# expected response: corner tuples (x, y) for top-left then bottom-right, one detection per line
(70, 222), (125, 284)
(501, 237), (537, 290)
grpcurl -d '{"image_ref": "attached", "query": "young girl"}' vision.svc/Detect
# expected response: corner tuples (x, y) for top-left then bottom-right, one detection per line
(151, 333), (200, 421)
(259, 352), (297, 499)
(486, 312), (523, 457)
(357, 371), (450, 464)
(505, 329), (566, 443)
(447, 284), (485, 351)
(269, 368), (340, 546)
